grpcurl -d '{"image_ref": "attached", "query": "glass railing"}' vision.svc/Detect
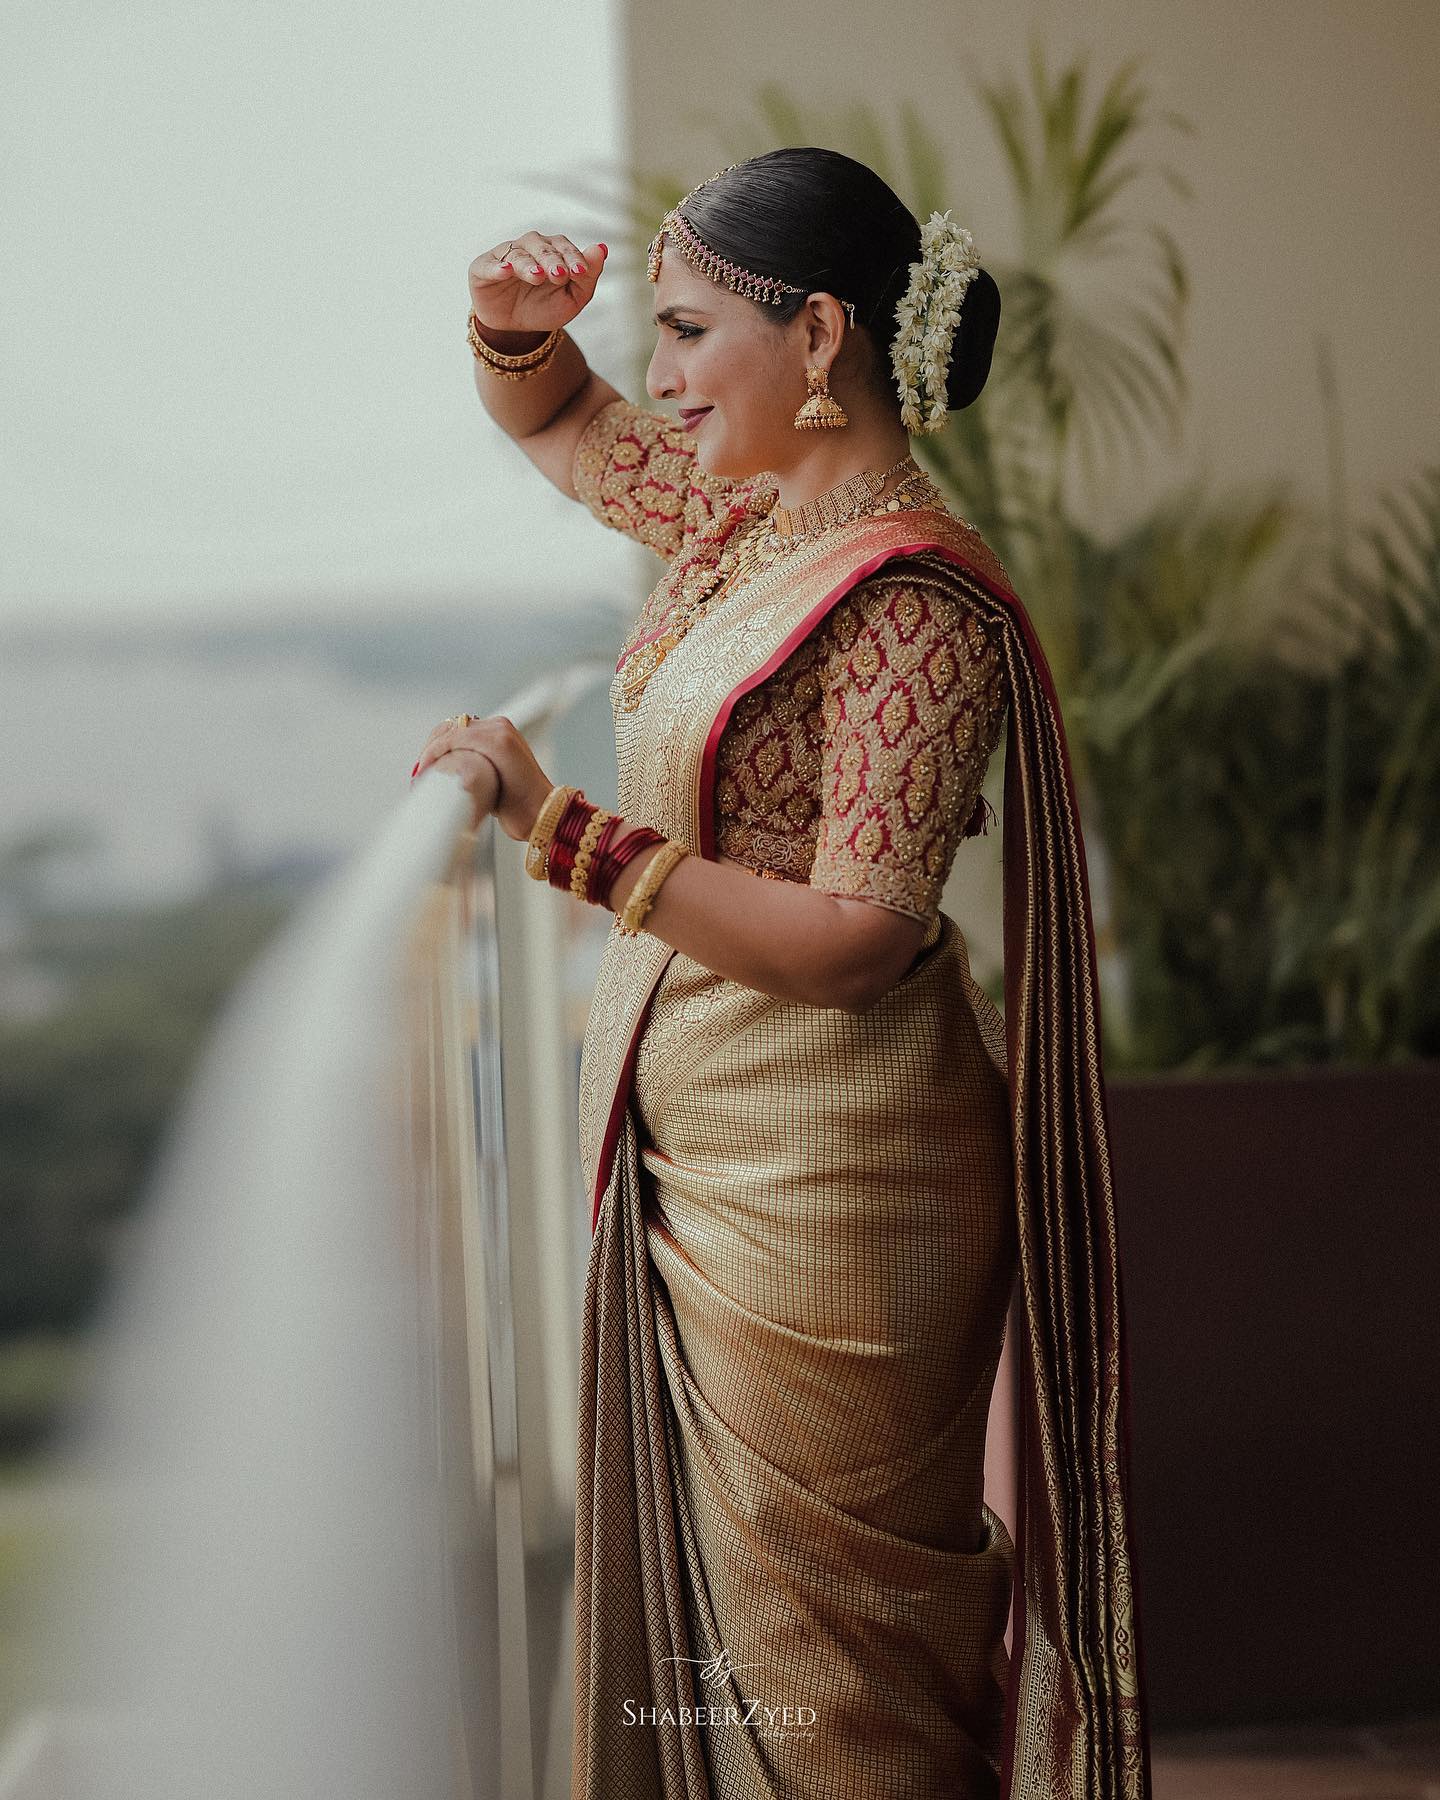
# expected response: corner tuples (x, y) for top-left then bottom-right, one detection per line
(0, 663), (614, 1800)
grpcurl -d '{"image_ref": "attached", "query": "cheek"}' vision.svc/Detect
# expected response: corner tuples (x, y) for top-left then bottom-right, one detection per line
(705, 345), (773, 412)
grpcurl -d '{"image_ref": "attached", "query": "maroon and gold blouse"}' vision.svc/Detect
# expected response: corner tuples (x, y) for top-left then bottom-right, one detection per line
(572, 398), (1007, 924)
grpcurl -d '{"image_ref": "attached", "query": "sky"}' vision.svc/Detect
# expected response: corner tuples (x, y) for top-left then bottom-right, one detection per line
(1, 0), (640, 625)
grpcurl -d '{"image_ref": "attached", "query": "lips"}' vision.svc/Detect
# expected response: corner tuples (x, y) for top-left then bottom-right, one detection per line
(679, 407), (712, 430)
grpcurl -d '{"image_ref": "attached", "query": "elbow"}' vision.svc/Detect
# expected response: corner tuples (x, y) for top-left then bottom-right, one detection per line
(787, 960), (876, 1014)
(821, 959), (901, 1015)
(811, 903), (930, 1014)
(840, 973), (896, 1015)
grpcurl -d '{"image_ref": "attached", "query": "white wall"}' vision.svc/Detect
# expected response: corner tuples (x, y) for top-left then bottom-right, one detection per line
(615, 0), (1439, 533)
(0, 0), (635, 623)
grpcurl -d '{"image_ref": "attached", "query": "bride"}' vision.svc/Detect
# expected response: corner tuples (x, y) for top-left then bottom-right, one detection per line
(412, 147), (1152, 1800)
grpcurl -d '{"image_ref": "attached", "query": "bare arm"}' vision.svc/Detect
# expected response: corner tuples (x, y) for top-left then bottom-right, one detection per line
(414, 721), (928, 1010)
(467, 231), (626, 499)
(415, 710), (936, 1011)
(605, 845), (929, 1013)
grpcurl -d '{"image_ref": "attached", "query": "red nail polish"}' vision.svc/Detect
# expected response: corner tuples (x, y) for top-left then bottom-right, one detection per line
(411, 760), (420, 777)
(598, 243), (608, 255)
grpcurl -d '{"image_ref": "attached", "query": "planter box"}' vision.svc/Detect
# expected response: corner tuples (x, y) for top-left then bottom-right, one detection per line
(1104, 1060), (1440, 1730)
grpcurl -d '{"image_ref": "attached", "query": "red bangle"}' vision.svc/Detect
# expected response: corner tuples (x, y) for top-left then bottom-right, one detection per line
(591, 824), (669, 912)
(583, 811), (625, 907)
(546, 791), (594, 892)
(588, 817), (635, 911)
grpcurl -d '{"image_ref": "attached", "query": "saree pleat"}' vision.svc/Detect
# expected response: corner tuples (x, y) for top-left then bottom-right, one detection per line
(572, 510), (1152, 1800)
(574, 1103), (714, 1798)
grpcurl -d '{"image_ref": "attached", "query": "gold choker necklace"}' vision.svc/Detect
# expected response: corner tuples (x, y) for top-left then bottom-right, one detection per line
(767, 452), (927, 542)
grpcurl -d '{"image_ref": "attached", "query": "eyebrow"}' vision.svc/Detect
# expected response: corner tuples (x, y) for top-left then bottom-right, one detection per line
(654, 304), (711, 324)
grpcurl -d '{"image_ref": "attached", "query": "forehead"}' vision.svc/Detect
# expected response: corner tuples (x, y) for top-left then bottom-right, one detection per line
(650, 247), (728, 318)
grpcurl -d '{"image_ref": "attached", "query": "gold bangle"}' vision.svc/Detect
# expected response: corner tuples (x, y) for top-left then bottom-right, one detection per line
(616, 841), (689, 936)
(524, 783), (580, 881)
(467, 311), (561, 363)
(467, 313), (565, 380)
(569, 805), (613, 902)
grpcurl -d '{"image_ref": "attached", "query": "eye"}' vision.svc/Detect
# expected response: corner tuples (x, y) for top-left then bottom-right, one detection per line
(669, 321), (703, 340)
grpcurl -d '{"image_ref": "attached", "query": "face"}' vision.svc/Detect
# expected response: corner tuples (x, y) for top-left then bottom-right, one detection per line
(645, 252), (848, 482)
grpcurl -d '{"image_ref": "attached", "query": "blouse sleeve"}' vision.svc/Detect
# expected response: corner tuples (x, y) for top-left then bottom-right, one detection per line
(808, 569), (1008, 924)
(571, 397), (757, 564)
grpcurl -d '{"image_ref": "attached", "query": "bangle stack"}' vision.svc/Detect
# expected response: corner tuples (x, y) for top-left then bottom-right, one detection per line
(467, 311), (565, 381)
(524, 785), (687, 934)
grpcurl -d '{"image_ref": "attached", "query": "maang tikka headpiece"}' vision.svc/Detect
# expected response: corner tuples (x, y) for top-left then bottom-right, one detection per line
(647, 165), (982, 436)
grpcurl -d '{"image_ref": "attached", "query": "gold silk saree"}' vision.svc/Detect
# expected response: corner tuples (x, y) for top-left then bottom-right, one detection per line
(572, 505), (1153, 1799)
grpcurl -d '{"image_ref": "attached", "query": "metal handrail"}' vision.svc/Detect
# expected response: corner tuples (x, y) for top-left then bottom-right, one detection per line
(0, 658), (615, 1800)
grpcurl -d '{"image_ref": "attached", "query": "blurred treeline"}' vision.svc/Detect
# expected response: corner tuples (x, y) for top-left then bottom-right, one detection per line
(0, 841), (301, 1455)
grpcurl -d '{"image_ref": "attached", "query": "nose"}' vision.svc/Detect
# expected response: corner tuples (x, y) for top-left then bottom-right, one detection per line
(645, 340), (680, 403)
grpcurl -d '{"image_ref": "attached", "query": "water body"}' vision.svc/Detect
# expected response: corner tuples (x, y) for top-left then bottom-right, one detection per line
(0, 602), (625, 910)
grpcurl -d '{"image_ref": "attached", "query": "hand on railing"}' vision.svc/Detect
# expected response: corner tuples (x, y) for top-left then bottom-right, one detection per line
(411, 712), (558, 839)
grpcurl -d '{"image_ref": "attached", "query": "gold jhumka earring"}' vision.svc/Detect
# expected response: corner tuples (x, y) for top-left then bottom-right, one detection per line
(793, 365), (848, 431)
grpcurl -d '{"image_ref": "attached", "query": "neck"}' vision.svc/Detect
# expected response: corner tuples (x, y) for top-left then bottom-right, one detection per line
(771, 420), (913, 510)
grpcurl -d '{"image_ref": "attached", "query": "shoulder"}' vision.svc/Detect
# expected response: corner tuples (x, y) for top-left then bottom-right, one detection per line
(817, 552), (1006, 682)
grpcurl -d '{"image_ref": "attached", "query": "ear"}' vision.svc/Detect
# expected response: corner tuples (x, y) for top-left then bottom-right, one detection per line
(800, 292), (850, 363)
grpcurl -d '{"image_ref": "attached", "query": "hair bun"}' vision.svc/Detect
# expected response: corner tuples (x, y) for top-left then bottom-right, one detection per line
(889, 212), (999, 428)
(945, 267), (1001, 411)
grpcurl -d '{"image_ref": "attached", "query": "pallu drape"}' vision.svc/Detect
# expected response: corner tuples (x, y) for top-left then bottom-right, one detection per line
(572, 508), (1153, 1800)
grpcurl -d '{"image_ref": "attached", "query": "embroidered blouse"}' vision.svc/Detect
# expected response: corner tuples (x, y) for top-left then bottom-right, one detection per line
(572, 398), (1008, 924)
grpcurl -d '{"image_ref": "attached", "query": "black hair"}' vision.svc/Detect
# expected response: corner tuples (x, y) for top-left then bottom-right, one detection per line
(676, 147), (1000, 414)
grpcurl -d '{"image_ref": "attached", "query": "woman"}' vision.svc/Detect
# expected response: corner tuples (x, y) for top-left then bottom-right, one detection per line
(412, 149), (1152, 1800)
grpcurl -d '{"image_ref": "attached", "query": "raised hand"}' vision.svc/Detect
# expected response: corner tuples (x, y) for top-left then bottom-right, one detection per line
(468, 231), (608, 336)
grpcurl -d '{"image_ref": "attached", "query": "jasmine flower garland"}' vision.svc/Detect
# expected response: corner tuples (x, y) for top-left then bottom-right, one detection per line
(890, 210), (982, 435)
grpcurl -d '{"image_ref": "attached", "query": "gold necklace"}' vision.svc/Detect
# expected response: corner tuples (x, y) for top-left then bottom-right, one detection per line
(768, 451), (917, 539)
(617, 453), (947, 714)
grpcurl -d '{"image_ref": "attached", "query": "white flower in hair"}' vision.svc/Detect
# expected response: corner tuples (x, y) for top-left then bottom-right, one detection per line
(890, 210), (981, 435)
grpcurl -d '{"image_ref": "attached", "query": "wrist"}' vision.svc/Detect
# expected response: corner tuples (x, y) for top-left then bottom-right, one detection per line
(529, 793), (672, 914)
(468, 315), (553, 354)
(606, 844), (662, 914)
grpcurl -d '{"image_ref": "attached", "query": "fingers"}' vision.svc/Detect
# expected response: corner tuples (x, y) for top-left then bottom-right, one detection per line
(524, 234), (588, 282)
(478, 232), (606, 288)
(412, 718), (463, 781)
(411, 714), (515, 782)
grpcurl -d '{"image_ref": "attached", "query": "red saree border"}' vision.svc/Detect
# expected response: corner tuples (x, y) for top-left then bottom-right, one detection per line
(590, 949), (673, 1234)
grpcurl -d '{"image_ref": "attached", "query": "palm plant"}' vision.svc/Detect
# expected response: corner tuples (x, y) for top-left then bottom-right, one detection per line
(1269, 464), (1440, 1061)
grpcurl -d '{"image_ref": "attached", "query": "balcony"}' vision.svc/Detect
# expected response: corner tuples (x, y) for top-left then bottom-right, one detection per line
(1, 665), (1434, 1800)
